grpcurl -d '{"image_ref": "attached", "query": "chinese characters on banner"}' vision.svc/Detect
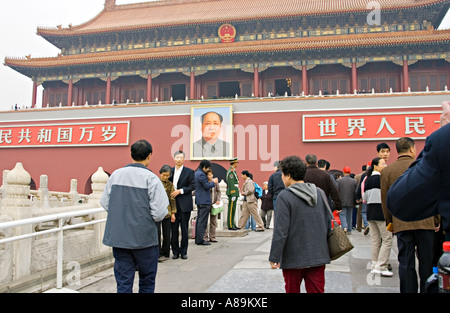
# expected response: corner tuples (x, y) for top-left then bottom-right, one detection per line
(303, 112), (441, 142)
(0, 122), (130, 148)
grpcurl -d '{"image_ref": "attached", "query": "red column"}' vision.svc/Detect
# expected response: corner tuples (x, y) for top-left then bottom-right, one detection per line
(67, 79), (73, 106)
(190, 71), (195, 100)
(254, 67), (259, 97)
(31, 81), (38, 108)
(42, 88), (49, 108)
(105, 76), (111, 104)
(302, 65), (308, 95)
(351, 62), (358, 93)
(147, 74), (152, 102)
(402, 60), (410, 92)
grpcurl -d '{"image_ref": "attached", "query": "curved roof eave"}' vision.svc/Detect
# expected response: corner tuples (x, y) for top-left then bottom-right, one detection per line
(36, 0), (448, 38)
(6, 29), (450, 78)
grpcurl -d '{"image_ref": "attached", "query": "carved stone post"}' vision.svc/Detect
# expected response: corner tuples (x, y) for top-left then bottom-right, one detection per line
(0, 163), (32, 279)
(69, 179), (80, 205)
(0, 170), (10, 206)
(89, 167), (109, 253)
(89, 167), (109, 204)
(38, 175), (50, 209)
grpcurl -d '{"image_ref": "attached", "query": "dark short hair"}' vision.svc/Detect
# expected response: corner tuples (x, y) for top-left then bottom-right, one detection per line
(376, 142), (390, 152)
(317, 159), (327, 168)
(305, 154), (317, 165)
(199, 159), (211, 170)
(201, 111), (223, 123)
(131, 140), (152, 161)
(396, 137), (415, 154)
(280, 156), (307, 181)
(159, 164), (172, 174)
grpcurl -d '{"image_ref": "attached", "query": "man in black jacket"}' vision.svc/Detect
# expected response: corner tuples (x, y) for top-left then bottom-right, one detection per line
(268, 161), (285, 211)
(387, 122), (450, 241)
(170, 151), (195, 259)
(304, 154), (342, 211)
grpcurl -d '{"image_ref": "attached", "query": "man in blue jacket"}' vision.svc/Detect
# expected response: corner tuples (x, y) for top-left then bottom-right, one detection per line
(101, 140), (168, 293)
(194, 159), (218, 245)
(387, 121), (450, 241)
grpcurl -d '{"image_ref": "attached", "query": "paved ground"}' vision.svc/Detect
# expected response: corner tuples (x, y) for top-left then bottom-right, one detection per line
(65, 227), (400, 294)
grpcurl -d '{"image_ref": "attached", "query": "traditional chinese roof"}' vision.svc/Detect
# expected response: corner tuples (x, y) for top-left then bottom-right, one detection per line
(5, 29), (450, 78)
(37, 0), (448, 37)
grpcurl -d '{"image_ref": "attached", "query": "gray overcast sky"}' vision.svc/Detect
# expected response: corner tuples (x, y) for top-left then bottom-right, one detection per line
(0, 1), (449, 111)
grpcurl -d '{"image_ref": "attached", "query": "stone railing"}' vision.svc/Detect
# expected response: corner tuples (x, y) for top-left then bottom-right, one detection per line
(0, 163), (249, 292)
(0, 163), (111, 293)
(29, 177), (90, 208)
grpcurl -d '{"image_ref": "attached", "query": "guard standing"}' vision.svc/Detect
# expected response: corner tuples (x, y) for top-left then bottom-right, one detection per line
(226, 158), (239, 230)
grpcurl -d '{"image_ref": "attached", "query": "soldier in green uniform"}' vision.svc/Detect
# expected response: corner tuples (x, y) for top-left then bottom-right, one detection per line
(226, 158), (239, 230)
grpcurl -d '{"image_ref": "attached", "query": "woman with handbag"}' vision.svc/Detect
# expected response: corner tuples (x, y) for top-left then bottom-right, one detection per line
(269, 156), (332, 293)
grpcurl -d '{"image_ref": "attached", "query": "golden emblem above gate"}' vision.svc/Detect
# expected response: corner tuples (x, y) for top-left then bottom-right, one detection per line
(218, 24), (236, 43)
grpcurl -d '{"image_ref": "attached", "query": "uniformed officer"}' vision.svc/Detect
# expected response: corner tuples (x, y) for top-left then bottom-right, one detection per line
(226, 158), (239, 230)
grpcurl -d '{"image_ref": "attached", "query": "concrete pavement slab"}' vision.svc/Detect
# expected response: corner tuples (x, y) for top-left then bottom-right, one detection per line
(67, 228), (400, 294)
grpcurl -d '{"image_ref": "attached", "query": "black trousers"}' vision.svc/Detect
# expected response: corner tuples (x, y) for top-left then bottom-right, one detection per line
(195, 204), (211, 245)
(396, 229), (434, 293)
(171, 210), (191, 256)
(157, 217), (172, 257)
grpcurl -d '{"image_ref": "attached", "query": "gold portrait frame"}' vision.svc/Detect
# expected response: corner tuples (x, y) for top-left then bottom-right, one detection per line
(190, 104), (233, 161)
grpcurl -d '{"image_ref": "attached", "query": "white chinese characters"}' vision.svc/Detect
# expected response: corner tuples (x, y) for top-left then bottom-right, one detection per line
(309, 113), (438, 142)
(0, 122), (129, 148)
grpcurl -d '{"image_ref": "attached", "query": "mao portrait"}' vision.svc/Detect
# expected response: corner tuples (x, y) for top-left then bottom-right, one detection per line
(191, 105), (233, 160)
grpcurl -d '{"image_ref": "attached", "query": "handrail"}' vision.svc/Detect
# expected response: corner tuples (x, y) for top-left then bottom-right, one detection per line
(0, 207), (104, 233)
(0, 207), (106, 291)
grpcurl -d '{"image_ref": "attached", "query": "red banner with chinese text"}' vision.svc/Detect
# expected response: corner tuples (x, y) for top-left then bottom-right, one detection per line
(303, 112), (441, 142)
(0, 122), (130, 148)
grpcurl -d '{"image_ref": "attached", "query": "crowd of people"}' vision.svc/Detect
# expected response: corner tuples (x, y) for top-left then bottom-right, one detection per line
(269, 135), (447, 293)
(99, 102), (449, 294)
(269, 101), (450, 293)
(99, 145), (277, 293)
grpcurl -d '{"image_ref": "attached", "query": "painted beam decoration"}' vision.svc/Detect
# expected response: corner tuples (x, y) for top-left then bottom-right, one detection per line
(0, 121), (130, 148)
(303, 112), (442, 142)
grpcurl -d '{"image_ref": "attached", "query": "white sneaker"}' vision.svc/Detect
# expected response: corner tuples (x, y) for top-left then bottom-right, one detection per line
(370, 268), (393, 277)
(380, 269), (393, 277)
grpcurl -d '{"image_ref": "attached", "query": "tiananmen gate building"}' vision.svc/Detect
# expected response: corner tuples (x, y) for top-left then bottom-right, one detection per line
(1, 0), (450, 193)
